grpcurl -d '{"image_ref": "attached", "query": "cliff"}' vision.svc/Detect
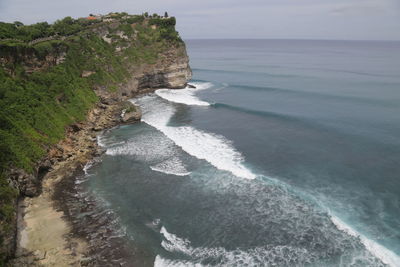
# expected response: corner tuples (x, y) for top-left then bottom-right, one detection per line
(0, 13), (191, 264)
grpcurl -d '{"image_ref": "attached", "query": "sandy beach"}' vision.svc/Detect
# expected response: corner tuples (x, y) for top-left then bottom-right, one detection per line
(10, 102), (128, 266)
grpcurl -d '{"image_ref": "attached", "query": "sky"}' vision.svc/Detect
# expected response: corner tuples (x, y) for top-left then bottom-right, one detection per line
(0, 0), (399, 40)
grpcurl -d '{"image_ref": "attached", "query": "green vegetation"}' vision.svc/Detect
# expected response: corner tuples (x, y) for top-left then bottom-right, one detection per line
(126, 106), (136, 113)
(148, 17), (181, 41)
(0, 12), (181, 44)
(0, 17), (98, 42)
(0, 12), (183, 264)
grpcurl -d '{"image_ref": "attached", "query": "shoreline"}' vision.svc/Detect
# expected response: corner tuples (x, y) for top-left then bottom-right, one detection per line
(10, 97), (144, 266)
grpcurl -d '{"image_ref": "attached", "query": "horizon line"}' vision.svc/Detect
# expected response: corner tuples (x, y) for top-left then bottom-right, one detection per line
(183, 38), (400, 42)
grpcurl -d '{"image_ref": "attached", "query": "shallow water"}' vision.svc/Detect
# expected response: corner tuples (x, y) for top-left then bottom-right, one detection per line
(84, 40), (400, 266)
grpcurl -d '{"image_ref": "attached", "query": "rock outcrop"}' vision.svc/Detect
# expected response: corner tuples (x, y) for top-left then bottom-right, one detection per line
(121, 101), (142, 123)
(0, 15), (192, 264)
(0, 45), (67, 75)
(94, 44), (192, 104)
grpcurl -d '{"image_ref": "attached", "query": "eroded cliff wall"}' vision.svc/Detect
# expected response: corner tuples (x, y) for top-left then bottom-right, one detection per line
(0, 14), (191, 263)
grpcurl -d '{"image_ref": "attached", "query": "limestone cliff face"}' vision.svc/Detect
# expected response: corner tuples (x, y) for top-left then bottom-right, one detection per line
(5, 41), (192, 196)
(5, 23), (192, 197)
(138, 45), (192, 89)
(0, 45), (67, 75)
(0, 17), (192, 263)
(95, 44), (192, 104)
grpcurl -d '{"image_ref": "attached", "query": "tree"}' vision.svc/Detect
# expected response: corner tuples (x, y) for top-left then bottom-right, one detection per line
(164, 12), (169, 18)
(144, 12), (149, 18)
(14, 21), (24, 27)
(53, 17), (81, 36)
(62, 16), (74, 25)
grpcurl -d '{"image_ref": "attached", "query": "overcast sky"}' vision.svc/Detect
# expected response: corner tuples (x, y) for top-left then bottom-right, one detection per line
(0, 0), (399, 40)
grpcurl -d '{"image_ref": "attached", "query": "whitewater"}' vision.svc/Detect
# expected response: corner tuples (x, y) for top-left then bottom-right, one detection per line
(146, 82), (400, 267)
(83, 40), (400, 266)
(132, 83), (256, 180)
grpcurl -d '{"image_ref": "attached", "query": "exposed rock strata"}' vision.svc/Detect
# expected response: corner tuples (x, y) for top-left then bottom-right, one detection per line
(8, 45), (192, 266)
(4, 44), (192, 197)
(10, 101), (127, 266)
(94, 44), (192, 104)
(2, 17), (192, 264)
(121, 101), (142, 123)
(0, 46), (67, 75)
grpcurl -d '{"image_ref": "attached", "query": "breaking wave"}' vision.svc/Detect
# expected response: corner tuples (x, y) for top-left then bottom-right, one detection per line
(155, 82), (212, 106)
(150, 157), (191, 177)
(134, 91), (256, 179)
(330, 215), (400, 267)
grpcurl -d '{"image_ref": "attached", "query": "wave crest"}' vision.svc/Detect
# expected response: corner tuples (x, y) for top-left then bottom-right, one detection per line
(134, 94), (256, 179)
(150, 157), (191, 176)
(155, 82), (212, 106)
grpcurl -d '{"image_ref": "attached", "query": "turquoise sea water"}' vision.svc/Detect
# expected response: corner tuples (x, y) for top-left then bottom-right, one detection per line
(84, 40), (400, 266)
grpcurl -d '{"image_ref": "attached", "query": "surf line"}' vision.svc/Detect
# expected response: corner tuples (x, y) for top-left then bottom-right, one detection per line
(134, 85), (257, 180)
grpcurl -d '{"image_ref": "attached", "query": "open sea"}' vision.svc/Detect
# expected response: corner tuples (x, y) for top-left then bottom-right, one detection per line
(82, 39), (400, 266)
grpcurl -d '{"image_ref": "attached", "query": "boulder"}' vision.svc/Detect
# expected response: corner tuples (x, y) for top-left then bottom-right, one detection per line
(121, 101), (142, 123)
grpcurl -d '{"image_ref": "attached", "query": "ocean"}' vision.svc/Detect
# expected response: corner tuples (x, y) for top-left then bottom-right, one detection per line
(82, 39), (400, 266)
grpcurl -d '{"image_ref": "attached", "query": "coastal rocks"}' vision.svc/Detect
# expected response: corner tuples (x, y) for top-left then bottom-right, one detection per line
(4, 43), (189, 265)
(8, 99), (137, 206)
(9, 101), (137, 266)
(95, 45), (192, 102)
(4, 16), (191, 265)
(8, 169), (41, 197)
(52, 162), (154, 267)
(121, 101), (142, 123)
(139, 46), (192, 90)
(137, 64), (190, 89)
(163, 63), (192, 88)
(137, 72), (169, 89)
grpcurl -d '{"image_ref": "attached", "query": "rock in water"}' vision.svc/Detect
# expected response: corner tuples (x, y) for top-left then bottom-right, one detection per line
(121, 101), (142, 123)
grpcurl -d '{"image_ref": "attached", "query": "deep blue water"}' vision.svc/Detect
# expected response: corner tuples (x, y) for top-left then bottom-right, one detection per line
(84, 40), (400, 266)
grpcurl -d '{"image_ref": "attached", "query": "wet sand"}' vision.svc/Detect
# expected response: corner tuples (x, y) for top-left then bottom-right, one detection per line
(11, 102), (126, 266)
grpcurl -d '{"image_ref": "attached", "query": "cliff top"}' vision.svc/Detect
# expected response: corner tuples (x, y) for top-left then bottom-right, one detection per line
(0, 12), (190, 264)
(0, 12), (180, 46)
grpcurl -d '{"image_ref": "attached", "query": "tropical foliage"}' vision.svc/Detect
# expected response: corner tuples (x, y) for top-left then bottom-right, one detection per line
(0, 12), (182, 263)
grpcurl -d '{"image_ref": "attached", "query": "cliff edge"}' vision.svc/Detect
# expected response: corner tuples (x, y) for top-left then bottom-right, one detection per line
(0, 12), (191, 264)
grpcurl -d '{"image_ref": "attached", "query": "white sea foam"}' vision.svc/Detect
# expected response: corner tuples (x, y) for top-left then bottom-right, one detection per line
(330, 215), (400, 267)
(155, 82), (212, 106)
(154, 255), (201, 267)
(160, 226), (193, 255)
(156, 226), (313, 266)
(150, 157), (191, 176)
(105, 131), (176, 161)
(103, 124), (193, 176)
(83, 161), (93, 176)
(97, 135), (106, 147)
(134, 94), (256, 179)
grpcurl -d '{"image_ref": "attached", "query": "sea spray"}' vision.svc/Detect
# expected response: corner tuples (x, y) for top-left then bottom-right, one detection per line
(330, 215), (400, 267)
(134, 89), (256, 179)
(150, 157), (191, 177)
(155, 82), (212, 106)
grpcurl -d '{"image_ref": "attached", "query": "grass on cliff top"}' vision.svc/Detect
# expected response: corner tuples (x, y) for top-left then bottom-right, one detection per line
(0, 15), (181, 173)
(0, 14), (185, 262)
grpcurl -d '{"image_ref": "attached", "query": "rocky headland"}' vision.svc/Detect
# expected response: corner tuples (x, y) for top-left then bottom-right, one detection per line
(0, 13), (191, 266)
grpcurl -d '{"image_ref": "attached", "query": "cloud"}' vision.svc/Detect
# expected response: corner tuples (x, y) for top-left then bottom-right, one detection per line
(330, 1), (388, 15)
(0, 0), (399, 40)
